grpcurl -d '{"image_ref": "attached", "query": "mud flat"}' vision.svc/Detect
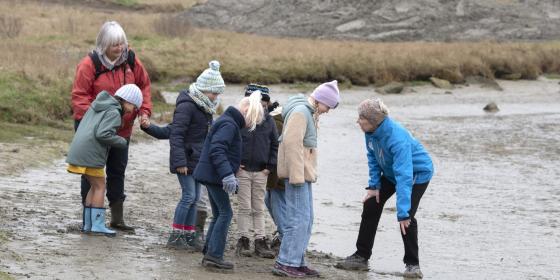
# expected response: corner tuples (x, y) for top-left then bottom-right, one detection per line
(1, 78), (560, 279)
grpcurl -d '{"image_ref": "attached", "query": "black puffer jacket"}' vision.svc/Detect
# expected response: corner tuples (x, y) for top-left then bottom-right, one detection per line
(168, 90), (212, 174)
(240, 113), (279, 172)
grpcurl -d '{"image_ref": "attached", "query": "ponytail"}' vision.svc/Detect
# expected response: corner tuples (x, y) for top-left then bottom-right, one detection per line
(239, 90), (264, 131)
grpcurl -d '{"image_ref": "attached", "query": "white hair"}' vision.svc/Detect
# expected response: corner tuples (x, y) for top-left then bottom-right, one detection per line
(238, 91), (264, 132)
(95, 21), (128, 55)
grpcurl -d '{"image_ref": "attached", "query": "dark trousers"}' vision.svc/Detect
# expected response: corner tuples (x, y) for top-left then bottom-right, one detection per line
(75, 120), (129, 206)
(355, 176), (429, 266)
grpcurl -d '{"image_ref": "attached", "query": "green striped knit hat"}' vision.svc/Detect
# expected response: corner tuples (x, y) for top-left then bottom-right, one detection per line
(194, 60), (225, 94)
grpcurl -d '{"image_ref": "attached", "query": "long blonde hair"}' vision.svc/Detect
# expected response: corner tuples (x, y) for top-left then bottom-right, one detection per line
(238, 90), (264, 131)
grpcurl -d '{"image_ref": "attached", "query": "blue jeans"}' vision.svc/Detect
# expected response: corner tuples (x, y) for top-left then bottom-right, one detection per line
(265, 188), (287, 240)
(172, 174), (201, 229)
(204, 184), (233, 259)
(276, 181), (313, 267)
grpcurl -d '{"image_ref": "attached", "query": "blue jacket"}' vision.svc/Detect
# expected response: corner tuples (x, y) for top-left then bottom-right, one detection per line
(193, 106), (245, 186)
(241, 113), (279, 172)
(365, 117), (433, 221)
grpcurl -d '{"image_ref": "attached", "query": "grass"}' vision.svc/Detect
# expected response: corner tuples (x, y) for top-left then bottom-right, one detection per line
(1, 0), (560, 138)
(0, 271), (15, 280)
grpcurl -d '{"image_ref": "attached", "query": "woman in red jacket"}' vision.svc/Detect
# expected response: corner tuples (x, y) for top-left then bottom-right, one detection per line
(71, 21), (152, 232)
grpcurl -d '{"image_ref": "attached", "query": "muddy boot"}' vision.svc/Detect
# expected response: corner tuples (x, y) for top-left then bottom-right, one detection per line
(90, 208), (116, 237)
(254, 237), (275, 259)
(82, 207), (91, 233)
(403, 264), (423, 278)
(270, 235), (281, 255)
(109, 200), (135, 233)
(166, 230), (187, 249)
(195, 210), (208, 241)
(335, 252), (369, 271)
(184, 231), (203, 252)
(235, 236), (252, 257)
(202, 254), (234, 272)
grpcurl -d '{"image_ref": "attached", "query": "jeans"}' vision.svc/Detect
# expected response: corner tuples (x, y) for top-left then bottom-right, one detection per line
(237, 169), (268, 238)
(355, 176), (429, 265)
(76, 120), (129, 206)
(172, 174), (201, 229)
(204, 184), (233, 259)
(265, 188), (287, 240)
(276, 181), (313, 267)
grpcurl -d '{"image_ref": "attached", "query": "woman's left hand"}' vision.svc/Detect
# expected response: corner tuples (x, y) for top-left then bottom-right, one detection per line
(400, 219), (411, 235)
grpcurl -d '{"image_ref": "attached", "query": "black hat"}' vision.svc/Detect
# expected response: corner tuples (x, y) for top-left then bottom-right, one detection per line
(245, 84), (270, 102)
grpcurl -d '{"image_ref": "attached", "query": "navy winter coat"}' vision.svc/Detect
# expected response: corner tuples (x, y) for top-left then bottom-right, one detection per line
(142, 90), (212, 174)
(193, 106), (245, 186)
(241, 113), (279, 172)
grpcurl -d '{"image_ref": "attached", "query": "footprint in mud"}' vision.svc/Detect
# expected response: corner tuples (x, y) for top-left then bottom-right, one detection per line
(384, 207), (396, 212)
(321, 200), (334, 206)
(439, 213), (461, 222)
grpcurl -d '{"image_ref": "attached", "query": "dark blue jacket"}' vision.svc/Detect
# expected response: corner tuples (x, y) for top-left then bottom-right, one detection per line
(142, 90), (212, 174)
(241, 113), (279, 172)
(193, 106), (245, 186)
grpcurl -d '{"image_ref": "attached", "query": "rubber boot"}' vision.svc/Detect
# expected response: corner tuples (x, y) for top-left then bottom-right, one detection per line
(195, 210), (208, 241)
(166, 230), (188, 250)
(110, 200), (135, 233)
(184, 231), (204, 252)
(82, 207), (92, 233)
(90, 207), (116, 237)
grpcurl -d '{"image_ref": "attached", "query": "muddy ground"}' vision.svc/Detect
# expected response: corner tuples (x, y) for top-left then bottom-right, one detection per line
(1, 79), (560, 279)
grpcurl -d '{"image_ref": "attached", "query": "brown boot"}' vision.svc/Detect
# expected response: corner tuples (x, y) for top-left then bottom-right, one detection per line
(254, 237), (275, 259)
(110, 200), (135, 233)
(195, 210), (208, 241)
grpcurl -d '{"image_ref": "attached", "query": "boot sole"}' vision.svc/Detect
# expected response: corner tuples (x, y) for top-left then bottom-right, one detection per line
(201, 260), (234, 273)
(255, 252), (275, 259)
(334, 263), (369, 271)
(89, 231), (116, 237)
(271, 268), (306, 278)
(110, 224), (136, 233)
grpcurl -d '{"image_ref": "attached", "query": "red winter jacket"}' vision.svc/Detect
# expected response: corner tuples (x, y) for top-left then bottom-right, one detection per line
(71, 51), (152, 138)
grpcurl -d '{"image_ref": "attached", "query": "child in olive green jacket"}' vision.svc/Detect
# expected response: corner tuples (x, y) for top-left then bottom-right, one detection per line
(66, 84), (142, 236)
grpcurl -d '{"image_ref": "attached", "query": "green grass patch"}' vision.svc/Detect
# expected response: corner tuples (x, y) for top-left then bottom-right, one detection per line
(113, 0), (139, 7)
(0, 271), (15, 280)
(543, 73), (560, 79)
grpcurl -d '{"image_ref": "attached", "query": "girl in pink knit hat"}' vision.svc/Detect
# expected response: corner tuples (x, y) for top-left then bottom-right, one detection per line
(272, 80), (340, 278)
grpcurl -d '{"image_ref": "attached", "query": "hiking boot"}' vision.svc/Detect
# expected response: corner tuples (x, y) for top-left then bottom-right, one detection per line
(109, 200), (135, 233)
(235, 236), (252, 257)
(271, 262), (306, 278)
(184, 231), (203, 252)
(403, 264), (423, 278)
(202, 254), (234, 271)
(270, 235), (281, 255)
(335, 253), (369, 271)
(254, 237), (275, 259)
(166, 230), (188, 250)
(298, 266), (320, 277)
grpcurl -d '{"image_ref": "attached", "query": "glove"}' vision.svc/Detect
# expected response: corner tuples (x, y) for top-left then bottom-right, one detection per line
(222, 174), (238, 195)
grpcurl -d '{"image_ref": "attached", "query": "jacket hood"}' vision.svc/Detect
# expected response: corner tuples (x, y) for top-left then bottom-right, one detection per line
(224, 106), (246, 129)
(176, 90), (193, 106)
(282, 94), (314, 119)
(91, 91), (121, 113)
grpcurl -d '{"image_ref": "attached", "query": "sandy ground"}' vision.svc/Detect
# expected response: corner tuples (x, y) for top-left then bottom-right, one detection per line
(1, 78), (560, 279)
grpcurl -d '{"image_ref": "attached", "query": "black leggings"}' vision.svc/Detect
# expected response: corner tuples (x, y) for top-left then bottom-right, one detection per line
(355, 176), (429, 265)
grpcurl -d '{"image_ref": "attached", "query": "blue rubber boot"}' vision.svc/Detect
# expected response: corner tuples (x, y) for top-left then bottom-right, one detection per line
(90, 207), (116, 237)
(82, 207), (92, 233)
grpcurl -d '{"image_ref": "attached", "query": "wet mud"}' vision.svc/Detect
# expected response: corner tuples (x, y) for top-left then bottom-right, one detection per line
(1, 78), (560, 279)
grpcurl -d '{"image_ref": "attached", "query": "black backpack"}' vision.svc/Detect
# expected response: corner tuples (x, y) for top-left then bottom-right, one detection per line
(88, 50), (136, 80)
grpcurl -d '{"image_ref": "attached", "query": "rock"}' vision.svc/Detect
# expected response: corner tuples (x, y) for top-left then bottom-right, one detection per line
(377, 82), (405, 94)
(483, 102), (499, 113)
(465, 76), (503, 91)
(445, 91), (453, 94)
(430, 77), (453, 89)
(500, 73), (522, 80)
(11, 148), (19, 153)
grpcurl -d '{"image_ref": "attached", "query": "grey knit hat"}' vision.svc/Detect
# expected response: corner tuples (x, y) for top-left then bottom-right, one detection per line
(195, 60), (225, 94)
(358, 98), (389, 127)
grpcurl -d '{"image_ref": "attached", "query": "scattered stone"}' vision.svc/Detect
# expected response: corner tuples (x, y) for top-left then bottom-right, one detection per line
(429, 77), (453, 89)
(483, 102), (500, 113)
(11, 148), (19, 153)
(445, 91), (453, 94)
(465, 76), (503, 91)
(377, 82), (405, 94)
(500, 73), (522, 80)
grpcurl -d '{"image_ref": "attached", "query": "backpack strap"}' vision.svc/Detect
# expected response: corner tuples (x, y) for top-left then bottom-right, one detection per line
(88, 50), (136, 80)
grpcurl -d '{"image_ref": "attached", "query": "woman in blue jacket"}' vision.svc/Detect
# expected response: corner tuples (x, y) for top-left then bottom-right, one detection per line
(336, 98), (433, 279)
(193, 91), (265, 271)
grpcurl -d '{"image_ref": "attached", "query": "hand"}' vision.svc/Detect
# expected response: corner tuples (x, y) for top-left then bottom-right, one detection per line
(362, 189), (380, 204)
(400, 219), (411, 235)
(140, 117), (151, 128)
(222, 174), (238, 195)
(262, 169), (270, 175)
(176, 167), (188, 174)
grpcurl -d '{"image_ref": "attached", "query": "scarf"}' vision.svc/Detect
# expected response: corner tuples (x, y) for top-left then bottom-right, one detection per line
(94, 49), (128, 70)
(189, 83), (216, 115)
